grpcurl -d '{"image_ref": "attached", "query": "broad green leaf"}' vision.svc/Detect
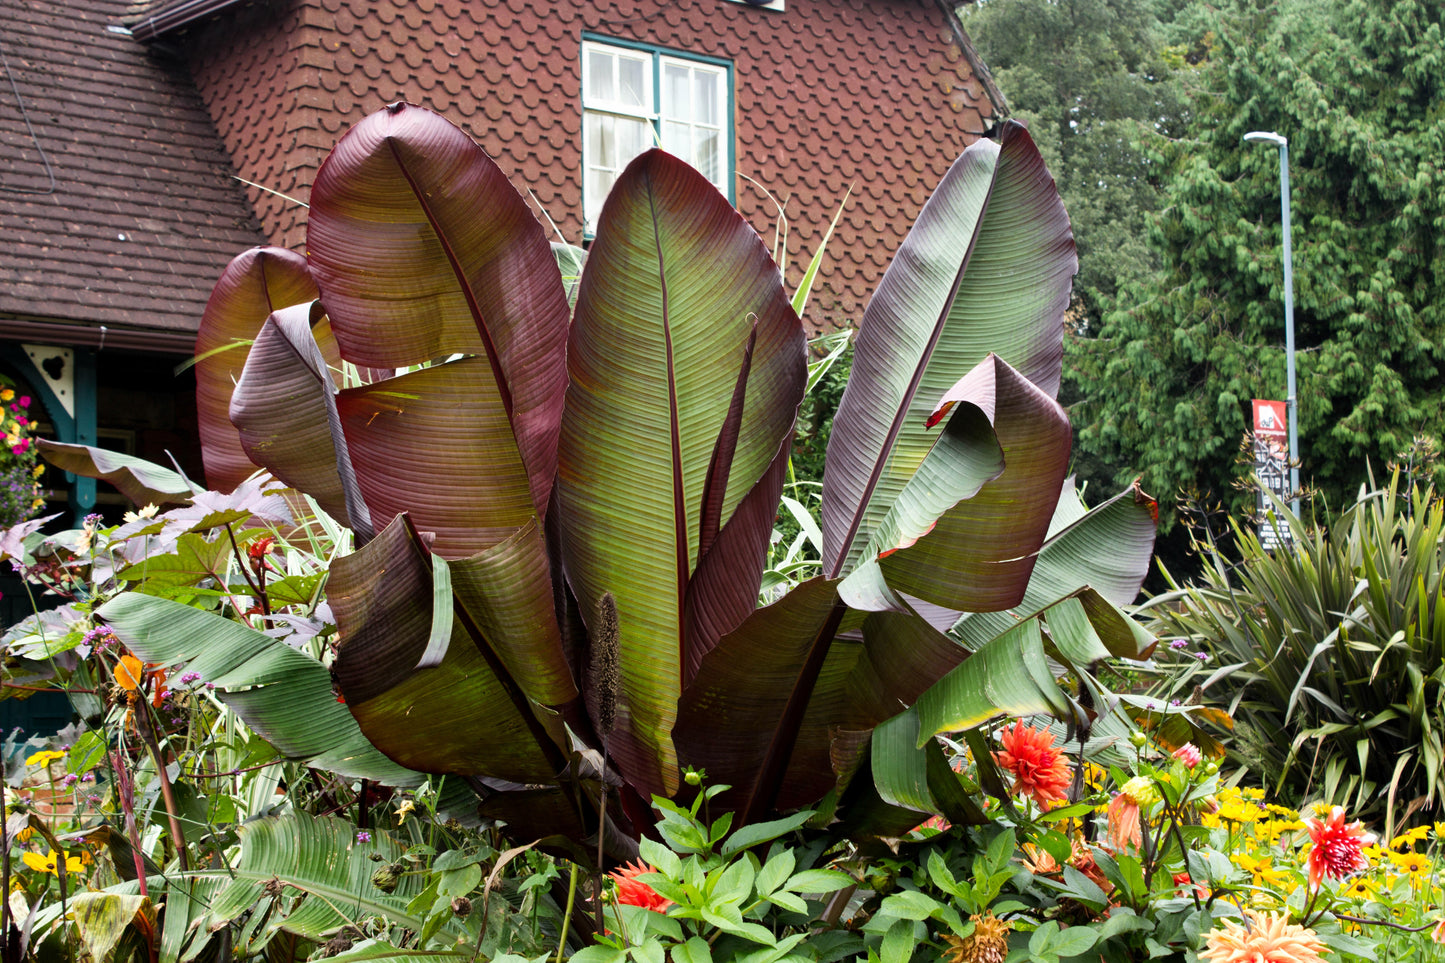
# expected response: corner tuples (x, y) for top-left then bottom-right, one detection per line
(870, 355), (1071, 612)
(821, 120), (1075, 577)
(98, 592), (422, 787)
(869, 707), (987, 826)
(952, 481), (1159, 652)
(308, 103), (570, 514)
(719, 811), (814, 857)
(37, 441), (193, 508)
(69, 893), (153, 963)
(558, 148), (807, 798)
(913, 619), (1072, 743)
(195, 246), (317, 492)
(330, 514), (570, 782)
(184, 814), (451, 941)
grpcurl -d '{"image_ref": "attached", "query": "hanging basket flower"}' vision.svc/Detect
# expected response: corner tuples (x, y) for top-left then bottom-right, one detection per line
(0, 378), (46, 528)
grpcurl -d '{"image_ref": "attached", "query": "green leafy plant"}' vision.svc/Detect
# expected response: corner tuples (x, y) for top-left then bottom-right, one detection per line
(1143, 473), (1445, 836)
(49, 105), (1158, 864)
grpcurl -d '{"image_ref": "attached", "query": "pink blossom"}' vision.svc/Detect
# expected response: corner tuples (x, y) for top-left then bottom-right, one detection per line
(1172, 743), (1203, 768)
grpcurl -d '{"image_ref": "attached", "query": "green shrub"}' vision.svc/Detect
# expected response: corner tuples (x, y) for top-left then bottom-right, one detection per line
(1143, 474), (1445, 836)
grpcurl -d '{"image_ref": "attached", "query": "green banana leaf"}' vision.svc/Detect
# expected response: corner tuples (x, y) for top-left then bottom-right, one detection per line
(37, 440), (194, 508)
(195, 246), (317, 493)
(821, 119), (1076, 581)
(97, 593), (422, 787)
(307, 102), (570, 515)
(556, 148), (808, 799)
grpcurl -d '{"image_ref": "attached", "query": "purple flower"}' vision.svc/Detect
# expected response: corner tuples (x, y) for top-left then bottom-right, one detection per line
(205, 682), (216, 690)
(84, 513), (102, 526)
(62, 773), (78, 787)
(1169, 639), (1188, 650)
(356, 831), (372, 843)
(81, 772), (94, 783)
(179, 671), (202, 685)
(1170, 699), (1181, 707)
(1194, 652), (1209, 662)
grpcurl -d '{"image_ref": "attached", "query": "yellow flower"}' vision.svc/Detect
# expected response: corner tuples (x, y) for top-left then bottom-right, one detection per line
(21, 850), (85, 877)
(395, 799), (416, 825)
(1232, 852), (1291, 889)
(1, 388), (14, 402)
(1391, 826), (1430, 850)
(1340, 876), (1377, 900)
(943, 913), (1011, 963)
(24, 749), (65, 767)
(122, 504), (159, 523)
(1388, 850), (1431, 877)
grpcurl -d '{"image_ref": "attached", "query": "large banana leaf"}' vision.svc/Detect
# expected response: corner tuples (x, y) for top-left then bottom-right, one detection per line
(821, 120), (1076, 581)
(97, 593), (422, 787)
(329, 513), (570, 783)
(307, 102), (569, 517)
(196, 247), (317, 492)
(837, 353), (1070, 613)
(556, 149), (808, 799)
(36, 441), (194, 508)
(334, 358), (535, 559)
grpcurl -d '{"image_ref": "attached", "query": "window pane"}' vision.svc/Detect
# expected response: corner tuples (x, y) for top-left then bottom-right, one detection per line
(696, 129), (719, 183)
(663, 121), (689, 159)
(586, 166), (613, 228)
(619, 56), (648, 108)
(588, 50), (614, 103)
(694, 70), (718, 126)
(618, 116), (650, 164)
(587, 112), (614, 167)
(664, 63), (690, 121)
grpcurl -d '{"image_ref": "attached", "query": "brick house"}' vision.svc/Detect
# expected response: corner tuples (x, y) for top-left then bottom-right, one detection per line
(2, 0), (1006, 514)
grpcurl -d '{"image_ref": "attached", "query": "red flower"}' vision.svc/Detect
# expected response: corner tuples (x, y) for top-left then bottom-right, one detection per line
(1304, 806), (1369, 888)
(247, 535), (276, 562)
(993, 721), (1071, 808)
(609, 861), (671, 913)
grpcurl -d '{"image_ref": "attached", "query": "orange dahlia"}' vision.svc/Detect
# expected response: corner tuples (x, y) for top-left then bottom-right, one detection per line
(993, 721), (1071, 808)
(1303, 806), (1370, 888)
(1198, 912), (1324, 963)
(609, 861), (672, 913)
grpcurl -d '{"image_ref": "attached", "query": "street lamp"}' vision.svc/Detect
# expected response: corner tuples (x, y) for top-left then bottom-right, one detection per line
(1244, 130), (1299, 514)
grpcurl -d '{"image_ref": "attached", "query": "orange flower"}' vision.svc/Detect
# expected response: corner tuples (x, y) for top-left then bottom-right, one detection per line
(1303, 806), (1369, 888)
(1198, 911), (1324, 963)
(1107, 793), (1142, 851)
(114, 655), (145, 691)
(1068, 837), (1112, 894)
(609, 861), (671, 913)
(993, 721), (1070, 808)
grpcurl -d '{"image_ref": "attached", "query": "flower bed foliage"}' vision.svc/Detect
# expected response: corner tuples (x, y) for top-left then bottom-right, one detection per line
(0, 379), (45, 529)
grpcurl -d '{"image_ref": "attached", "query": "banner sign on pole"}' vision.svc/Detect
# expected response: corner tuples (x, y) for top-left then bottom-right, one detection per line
(1252, 399), (1292, 549)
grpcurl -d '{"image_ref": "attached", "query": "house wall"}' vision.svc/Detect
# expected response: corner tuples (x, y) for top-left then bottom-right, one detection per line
(180, 0), (995, 335)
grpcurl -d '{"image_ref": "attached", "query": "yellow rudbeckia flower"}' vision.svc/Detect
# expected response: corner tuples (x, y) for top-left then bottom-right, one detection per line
(21, 850), (85, 877)
(24, 749), (65, 767)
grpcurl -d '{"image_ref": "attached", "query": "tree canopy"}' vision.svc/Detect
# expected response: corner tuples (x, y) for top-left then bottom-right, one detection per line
(1066, 0), (1445, 524)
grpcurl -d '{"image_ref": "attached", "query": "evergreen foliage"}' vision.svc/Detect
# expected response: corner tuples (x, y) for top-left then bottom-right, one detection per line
(1070, 0), (1445, 523)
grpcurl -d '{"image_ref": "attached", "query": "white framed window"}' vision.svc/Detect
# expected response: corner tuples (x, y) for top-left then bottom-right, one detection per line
(582, 38), (733, 234)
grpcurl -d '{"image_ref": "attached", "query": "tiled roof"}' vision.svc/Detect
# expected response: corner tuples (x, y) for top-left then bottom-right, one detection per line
(0, 0), (263, 345)
(174, 0), (998, 335)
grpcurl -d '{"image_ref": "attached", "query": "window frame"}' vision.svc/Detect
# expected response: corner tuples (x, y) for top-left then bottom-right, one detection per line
(580, 34), (735, 236)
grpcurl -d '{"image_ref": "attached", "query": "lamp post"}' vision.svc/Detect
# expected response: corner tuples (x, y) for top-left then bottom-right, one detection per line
(1244, 130), (1299, 514)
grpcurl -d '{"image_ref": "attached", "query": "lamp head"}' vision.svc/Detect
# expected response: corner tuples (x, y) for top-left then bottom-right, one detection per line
(1244, 131), (1287, 147)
